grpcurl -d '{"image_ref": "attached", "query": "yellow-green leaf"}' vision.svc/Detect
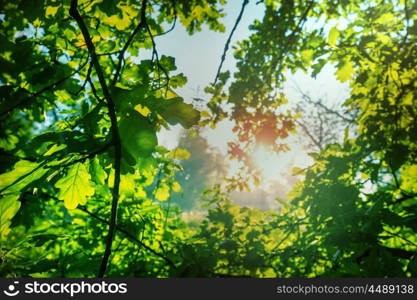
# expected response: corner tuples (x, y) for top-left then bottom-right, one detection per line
(291, 167), (304, 176)
(401, 165), (417, 193)
(301, 49), (314, 66)
(335, 60), (354, 82)
(0, 161), (47, 193)
(154, 184), (170, 201)
(135, 186), (147, 198)
(328, 26), (339, 47)
(375, 13), (395, 25)
(45, 6), (59, 18)
(134, 104), (151, 117)
(0, 194), (20, 238)
(103, 15), (131, 30)
(55, 163), (95, 209)
(167, 148), (191, 160)
(172, 181), (181, 193)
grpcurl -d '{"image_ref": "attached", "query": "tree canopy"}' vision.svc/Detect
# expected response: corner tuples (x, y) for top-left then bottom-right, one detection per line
(0, 0), (416, 278)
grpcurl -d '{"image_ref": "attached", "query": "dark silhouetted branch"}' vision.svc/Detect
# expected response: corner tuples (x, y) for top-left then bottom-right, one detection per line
(69, 0), (122, 278)
(295, 120), (323, 151)
(0, 58), (89, 117)
(112, 0), (148, 85)
(78, 207), (176, 268)
(213, 0), (249, 85)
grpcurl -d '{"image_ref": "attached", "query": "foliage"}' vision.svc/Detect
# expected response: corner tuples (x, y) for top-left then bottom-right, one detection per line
(0, 0), (416, 278)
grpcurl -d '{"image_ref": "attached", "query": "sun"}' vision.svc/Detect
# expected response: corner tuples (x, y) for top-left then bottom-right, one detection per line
(201, 119), (313, 190)
(250, 142), (313, 188)
(251, 146), (283, 182)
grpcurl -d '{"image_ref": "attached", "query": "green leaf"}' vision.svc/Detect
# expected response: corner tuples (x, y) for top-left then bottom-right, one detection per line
(119, 110), (158, 159)
(311, 58), (326, 78)
(18, 0), (45, 21)
(112, 85), (147, 113)
(343, 126), (350, 143)
(30, 234), (60, 247)
(0, 194), (20, 238)
(0, 86), (27, 115)
(154, 184), (170, 201)
(386, 144), (409, 171)
(99, 0), (120, 16)
(335, 60), (354, 82)
(375, 13), (395, 25)
(55, 162), (95, 209)
(159, 55), (177, 72)
(307, 152), (319, 160)
(219, 239), (238, 251)
(158, 98), (200, 129)
(167, 148), (191, 160)
(0, 161), (47, 193)
(328, 26), (339, 47)
(89, 157), (107, 185)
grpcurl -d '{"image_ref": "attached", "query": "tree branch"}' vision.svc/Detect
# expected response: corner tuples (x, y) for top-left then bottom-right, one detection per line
(295, 120), (323, 151)
(0, 58), (89, 117)
(74, 60), (94, 95)
(268, 0), (315, 84)
(112, 0), (148, 85)
(213, 0), (249, 85)
(0, 160), (48, 195)
(155, 13), (177, 37)
(49, 143), (112, 170)
(145, 20), (170, 90)
(0, 149), (37, 163)
(294, 84), (356, 124)
(69, 0), (122, 278)
(78, 206), (176, 268)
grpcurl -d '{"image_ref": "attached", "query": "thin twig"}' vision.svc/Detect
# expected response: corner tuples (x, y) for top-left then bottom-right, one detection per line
(0, 57), (89, 117)
(295, 120), (323, 151)
(78, 207), (176, 268)
(145, 21), (170, 92)
(49, 143), (112, 169)
(112, 0), (148, 85)
(213, 0), (249, 85)
(74, 60), (93, 95)
(294, 83), (355, 123)
(0, 160), (48, 195)
(154, 0), (177, 37)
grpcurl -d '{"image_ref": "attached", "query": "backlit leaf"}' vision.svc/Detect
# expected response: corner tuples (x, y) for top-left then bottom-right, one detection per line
(328, 26), (339, 47)
(0, 194), (20, 238)
(0, 161), (47, 193)
(158, 98), (200, 129)
(89, 157), (107, 185)
(154, 184), (170, 201)
(55, 162), (95, 209)
(335, 60), (354, 82)
(167, 148), (191, 160)
(119, 110), (158, 159)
